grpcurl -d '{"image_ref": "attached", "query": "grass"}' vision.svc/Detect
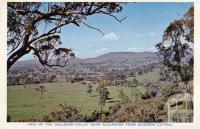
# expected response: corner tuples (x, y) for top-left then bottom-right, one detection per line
(7, 69), (161, 121)
(136, 68), (160, 83)
(8, 82), (143, 121)
(127, 68), (160, 83)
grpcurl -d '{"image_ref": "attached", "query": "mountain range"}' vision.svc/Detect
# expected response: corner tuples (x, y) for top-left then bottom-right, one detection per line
(9, 52), (159, 74)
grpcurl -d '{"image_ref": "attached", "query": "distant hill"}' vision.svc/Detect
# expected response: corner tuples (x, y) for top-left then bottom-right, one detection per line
(81, 52), (158, 63)
(9, 52), (159, 74)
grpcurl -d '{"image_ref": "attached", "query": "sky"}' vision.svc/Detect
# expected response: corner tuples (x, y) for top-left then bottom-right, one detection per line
(21, 2), (193, 60)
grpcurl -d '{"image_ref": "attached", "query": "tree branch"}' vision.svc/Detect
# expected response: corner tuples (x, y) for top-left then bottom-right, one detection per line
(98, 11), (127, 23)
(7, 2), (125, 70)
(28, 20), (80, 45)
(29, 45), (71, 68)
(29, 45), (46, 66)
(83, 22), (104, 35)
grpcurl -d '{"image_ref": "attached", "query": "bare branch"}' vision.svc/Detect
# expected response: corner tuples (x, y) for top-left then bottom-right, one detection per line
(98, 11), (127, 23)
(83, 22), (104, 35)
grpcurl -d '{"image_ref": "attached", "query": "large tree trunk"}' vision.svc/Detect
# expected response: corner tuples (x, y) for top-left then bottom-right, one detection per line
(7, 47), (31, 71)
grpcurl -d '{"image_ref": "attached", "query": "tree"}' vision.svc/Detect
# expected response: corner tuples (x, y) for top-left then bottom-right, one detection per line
(49, 75), (56, 83)
(97, 82), (110, 111)
(159, 67), (168, 81)
(87, 84), (93, 96)
(7, 2), (125, 70)
(43, 104), (82, 122)
(118, 89), (130, 103)
(156, 6), (193, 94)
(131, 76), (138, 85)
(35, 85), (46, 99)
(118, 89), (125, 100)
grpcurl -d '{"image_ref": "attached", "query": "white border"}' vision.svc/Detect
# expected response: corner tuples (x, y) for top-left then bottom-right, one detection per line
(1, 0), (200, 129)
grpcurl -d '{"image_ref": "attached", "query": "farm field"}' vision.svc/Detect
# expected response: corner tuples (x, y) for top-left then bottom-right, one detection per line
(127, 68), (160, 83)
(8, 82), (144, 121)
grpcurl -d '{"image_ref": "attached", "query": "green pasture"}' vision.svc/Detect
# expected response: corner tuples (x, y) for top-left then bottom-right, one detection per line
(8, 82), (143, 121)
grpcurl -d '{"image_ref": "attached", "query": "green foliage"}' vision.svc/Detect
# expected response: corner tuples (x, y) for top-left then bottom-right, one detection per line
(181, 64), (193, 83)
(118, 89), (130, 104)
(97, 82), (110, 111)
(35, 85), (46, 99)
(159, 67), (168, 81)
(42, 104), (82, 122)
(131, 76), (138, 84)
(86, 84), (93, 96)
(109, 104), (121, 117)
(118, 89), (125, 99)
(106, 97), (167, 122)
(156, 6), (193, 94)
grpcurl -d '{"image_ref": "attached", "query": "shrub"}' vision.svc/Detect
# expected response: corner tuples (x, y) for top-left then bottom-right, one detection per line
(86, 84), (93, 96)
(42, 104), (84, 122)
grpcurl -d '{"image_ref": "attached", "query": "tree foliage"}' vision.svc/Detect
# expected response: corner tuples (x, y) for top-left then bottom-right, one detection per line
(87, 83), (93, 96)
(118, 89), (130, 103)
(35, 85), (46, 99)
(156, 6), (194, 92)
(7, 2), (124, 70)
(97, 82), (110, 111)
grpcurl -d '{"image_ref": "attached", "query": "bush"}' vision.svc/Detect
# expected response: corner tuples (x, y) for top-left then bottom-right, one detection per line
(43, 104), (82, 122)
(106, 97), (167, 122)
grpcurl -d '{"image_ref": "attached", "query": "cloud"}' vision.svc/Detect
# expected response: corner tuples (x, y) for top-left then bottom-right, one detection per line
(125, 46), (157, 52)
(95, 48), (109, 54)
(126, 47), (144, 52)
(135, 33), (156, 37)
(149, 32), (156, 36)
(135, 34), (143, 37)
(102, 32), (119, 41)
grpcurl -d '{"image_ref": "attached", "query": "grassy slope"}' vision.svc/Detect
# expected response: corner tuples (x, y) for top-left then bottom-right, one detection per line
(127, 68), (160, 83)
(137, 68), (160, 83)
(8, 82), (141, 121)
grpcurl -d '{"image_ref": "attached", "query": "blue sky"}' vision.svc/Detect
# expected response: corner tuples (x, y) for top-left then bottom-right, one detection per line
(21, 2), (193, 60)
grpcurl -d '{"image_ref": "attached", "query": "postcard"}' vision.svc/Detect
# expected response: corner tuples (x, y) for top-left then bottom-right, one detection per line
(1, 0), (200, 129)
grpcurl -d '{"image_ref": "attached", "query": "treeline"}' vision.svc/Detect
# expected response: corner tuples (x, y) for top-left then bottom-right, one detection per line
(7, 74), (57, 85)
